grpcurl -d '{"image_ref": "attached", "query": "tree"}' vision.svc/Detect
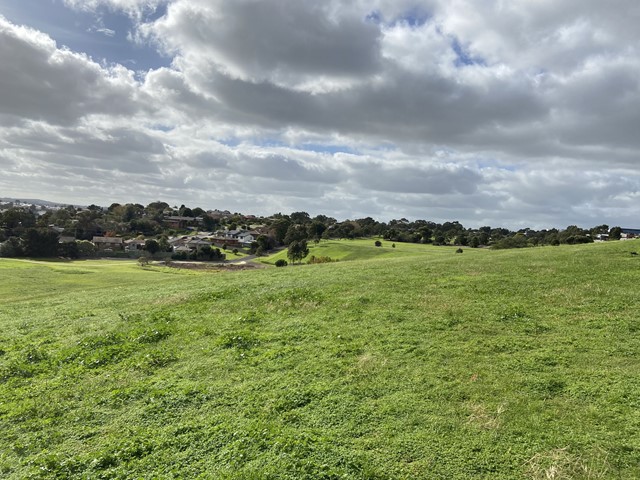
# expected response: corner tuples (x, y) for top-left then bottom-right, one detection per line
(145, 239), (160, 256)
(0, 237), (24, 257)
(284, 224), (307, 245)
(22, 229), (59, 257)
(418, 227), (432, 243)
(609, 226), (622, 240)
(290, 211), (311, 224)
(1, 208), (36, 233)
(433, 235), (446, 246)
(256, 234), (274, 251)
(375, 240), (382, 247)
(270, 217), (291, 244)
(590, 224), (609, 236)
(307, 221), (326, 239)
(455, 233), (468, 246)
(77, 240), (97, 257)
(58, 241), (79, 258)
(202, 214), (219, 231)
(287, 240), (309, 264)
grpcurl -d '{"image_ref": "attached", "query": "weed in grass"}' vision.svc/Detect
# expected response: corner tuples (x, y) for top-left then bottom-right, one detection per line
(218, 332), (259, 351)
(525, 447), (612, 480)
(466, 402), (506, 430)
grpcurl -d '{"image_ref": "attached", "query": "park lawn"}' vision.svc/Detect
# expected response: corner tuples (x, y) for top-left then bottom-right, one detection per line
(0, 241), (639, 479)
(221, 248), (251, 260)
(0, 258), (203, 304)
(260, 238), (481, 264)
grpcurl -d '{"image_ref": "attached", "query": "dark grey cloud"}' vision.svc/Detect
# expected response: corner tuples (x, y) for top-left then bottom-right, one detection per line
(3, 122), (164, 174)
(2, 1), (640, 229)
(149, 0), (382, 87)
(352, 163), (482, 195)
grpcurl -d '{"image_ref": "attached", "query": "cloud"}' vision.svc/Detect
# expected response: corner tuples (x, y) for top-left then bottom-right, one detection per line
(0, 16), (148, 126)
(1, 2), (640, 229)
(95, 27), (116, 37)
(64, 0), (166, 19)
(146, 0), (382, 92)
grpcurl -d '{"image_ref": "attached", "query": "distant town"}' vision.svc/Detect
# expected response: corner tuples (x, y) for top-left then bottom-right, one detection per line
(0, 198), (637, 260)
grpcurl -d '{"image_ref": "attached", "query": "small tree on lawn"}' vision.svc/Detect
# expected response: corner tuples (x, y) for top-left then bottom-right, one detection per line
(287, 240), (309, 264)
(609, 226), (622, 240)
(145, 239), (160, 256)
(375, 240), (382, 247)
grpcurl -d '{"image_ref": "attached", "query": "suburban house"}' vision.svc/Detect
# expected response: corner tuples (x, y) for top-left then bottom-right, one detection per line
(224, 229), (244, 239)
(237, 231), (258, 246)
(224, 229), (259, 245)
(173, 245), (191, 254)
(185, 238), (212, 251)
(92, 236), (124, 251)
(621, 228), (640, 239)
(124, 239), (146, 251)
(163, 216), (204, 229)
(207, 209), (232, 220)
(168, 235), (214, 252)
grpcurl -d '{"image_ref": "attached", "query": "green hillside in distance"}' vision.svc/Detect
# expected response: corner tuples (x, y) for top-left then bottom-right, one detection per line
(1, 241), (639, 479)
(261, 238), (478, 264)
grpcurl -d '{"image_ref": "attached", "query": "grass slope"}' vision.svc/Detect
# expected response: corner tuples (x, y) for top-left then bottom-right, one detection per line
(1, 242), (639, 479)
(261, 238), (476, 264)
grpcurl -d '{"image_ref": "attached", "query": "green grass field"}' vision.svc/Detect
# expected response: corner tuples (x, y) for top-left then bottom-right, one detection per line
(1, 241), (639, 479)
(260, 238), (475, 264)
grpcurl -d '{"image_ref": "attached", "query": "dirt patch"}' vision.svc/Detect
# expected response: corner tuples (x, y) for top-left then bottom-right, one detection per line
(161, 261), (265, 271)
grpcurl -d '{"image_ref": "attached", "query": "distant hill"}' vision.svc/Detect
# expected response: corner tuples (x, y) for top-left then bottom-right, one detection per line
(0, 197), (85, 208)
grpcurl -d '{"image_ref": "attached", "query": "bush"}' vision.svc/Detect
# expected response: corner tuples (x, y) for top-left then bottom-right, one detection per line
(275, 259), (288, 267)
(0, 237), (23, 257)
(374, 240), (382, 247)
(491, 236), (530, 249)
(307, 255), (336, 264)
(564, 235), (593, 245)
(456, 248), (463, 254)
(138, 255), (151, 266)
(76, 240), (97, 258)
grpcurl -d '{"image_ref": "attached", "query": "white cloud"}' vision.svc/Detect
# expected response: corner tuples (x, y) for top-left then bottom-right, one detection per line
(64, 0), (166, 18)
(1, 1), (640, 228)
(0, 16), (149, 126)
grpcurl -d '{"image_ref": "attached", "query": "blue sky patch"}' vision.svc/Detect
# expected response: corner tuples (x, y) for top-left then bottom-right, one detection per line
(365, 8), (432, 28)
(298, 144), (360, 155)
(451, 37), (485, 67)
(0, 0), (170, 71)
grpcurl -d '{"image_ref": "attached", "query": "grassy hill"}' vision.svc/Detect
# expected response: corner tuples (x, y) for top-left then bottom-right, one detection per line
(260, 238), (476, 264)
(1, 241), (639, 479)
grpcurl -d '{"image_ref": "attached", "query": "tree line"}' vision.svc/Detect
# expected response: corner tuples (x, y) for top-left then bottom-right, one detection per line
(0, 200), (626, 259)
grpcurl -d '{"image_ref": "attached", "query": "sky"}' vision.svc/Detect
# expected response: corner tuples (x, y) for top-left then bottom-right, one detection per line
(0, 0), (639, 229)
